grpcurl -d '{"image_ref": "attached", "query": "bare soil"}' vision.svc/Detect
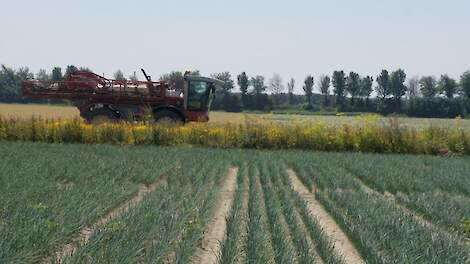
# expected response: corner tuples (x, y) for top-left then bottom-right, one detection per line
(287, 169), (366, 264)
(190, 167), (238, 264)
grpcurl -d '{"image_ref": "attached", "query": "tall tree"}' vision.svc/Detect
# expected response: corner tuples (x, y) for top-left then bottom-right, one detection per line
(303, 75), (314, 109)
(251, 75), (266, 95)
(184, 70), (200, 77)
(346, 71), (361, 105)
(360, 75), (373, 101)
(211, 72), (236, 112)
(332, 71), (346, 107)
(65, 65), (78, 78)
(160, 71), (184, 91)
(287, 78), (295, 104)
(237, 72), (249, 107)
(51, 67), (63, 81)
(250, 75), (268, 110)
(390, 69), (407, 107)
(438, 74), (457, 99)
(268, 74), (284, 106)
(37, 69), (50, 81)
(79, 67), (92, 72)
(113, 70), (126, 81)
(0, 65), (33, 97)
(407, 76), (420, 98)
(461, 71), (470, 99)
(210, 72), (234, 94)
(419, 76), (437, 98)
(318, 75), (330, 106)
(375, 70), (391, 100)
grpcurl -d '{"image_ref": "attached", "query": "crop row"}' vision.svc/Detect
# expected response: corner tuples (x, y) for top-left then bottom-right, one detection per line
(1, 142), (469, 263)
(220, 157), (345, 264)
(287, 151), (470, 263)
(1, 116), (470, 155)
(0, 142), (234, 263)
(62, 159), (229, 263)
(0, 142), (178, 262)
(325, 152), (470, 236)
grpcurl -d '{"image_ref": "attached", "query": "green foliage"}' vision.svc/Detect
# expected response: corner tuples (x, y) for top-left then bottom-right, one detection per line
(249, 76), (270, 110)
(36, 69), (50, 81)
(268, 74), (284, 107)
(221, 93), (242, 112)
(420, 76), (437, 98)
(159, 71), (184, 91)
(360, 75), (373, 99)
(237, 72), (250, 107)
(2, 64), (470, 118)
(0, 142), (175, 262)
(78, 66), (92, 72)
(2, 142), (470, 263)
(246, 164), (273, 263)
(287, 78), (295, 104)
(250, 75), (266, 94)
(319, 75), (331, 106)
(375, 69), (390, 99)
(2, 117), (470, 155)
(64, 65), (78, 79)
(407, 76), (420, 98)
(237, 72), (249, 95)
(0, 65), (33, 97)
(460, 71), (470, 99)
(405, 97), (467, 118)
(332, 71), (346, 107)
(211, 72), (234, 93)
(65, 151), (228, 263)
(289, 152), (470, 263)
(346, 71), (361, 104)
(51, 67), (63, 81)
(113, 70), (126, 81)
(462, 219), (470, 237)
(439, 74), (458, 99)
(390, 69), (407, 100)
(303, 75), (314, 109)
(219, 165), (246, 264)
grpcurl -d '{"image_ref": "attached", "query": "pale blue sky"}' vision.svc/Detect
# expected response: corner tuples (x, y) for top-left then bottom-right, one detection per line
(1, 0), (469, 93)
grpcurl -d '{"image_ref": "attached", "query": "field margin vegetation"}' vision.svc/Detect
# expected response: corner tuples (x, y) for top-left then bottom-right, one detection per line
(1, 115), (470, 155)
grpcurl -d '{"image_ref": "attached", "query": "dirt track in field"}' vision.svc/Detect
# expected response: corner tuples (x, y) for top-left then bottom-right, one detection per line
(190, 167), (238, 264)
(41, 176), (167, 264)
(287, 169), (366, 264)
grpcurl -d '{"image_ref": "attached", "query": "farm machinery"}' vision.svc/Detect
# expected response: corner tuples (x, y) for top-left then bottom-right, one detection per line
(22, 69), (224, 123)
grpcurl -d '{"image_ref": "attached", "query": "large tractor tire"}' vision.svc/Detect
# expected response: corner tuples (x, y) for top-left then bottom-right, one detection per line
(86, 108), (119, 124)
(154, 110), (184, 124)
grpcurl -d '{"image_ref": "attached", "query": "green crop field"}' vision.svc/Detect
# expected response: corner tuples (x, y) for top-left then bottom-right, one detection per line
(1, 142), (469, 263)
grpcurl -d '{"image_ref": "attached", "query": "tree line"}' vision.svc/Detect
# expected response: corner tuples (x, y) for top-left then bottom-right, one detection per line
(1, 64), (470, 118)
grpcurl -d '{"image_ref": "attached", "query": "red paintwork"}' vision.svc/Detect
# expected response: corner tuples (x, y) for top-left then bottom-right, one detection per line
(22, 71), (208, 122)
(185, 111), (209, 122)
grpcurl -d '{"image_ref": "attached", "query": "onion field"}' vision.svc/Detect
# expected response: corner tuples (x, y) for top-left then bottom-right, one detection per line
(0, 142), (469, 263)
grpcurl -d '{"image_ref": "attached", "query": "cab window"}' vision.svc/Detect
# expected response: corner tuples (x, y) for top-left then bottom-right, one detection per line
(187, 81), (209, 110)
